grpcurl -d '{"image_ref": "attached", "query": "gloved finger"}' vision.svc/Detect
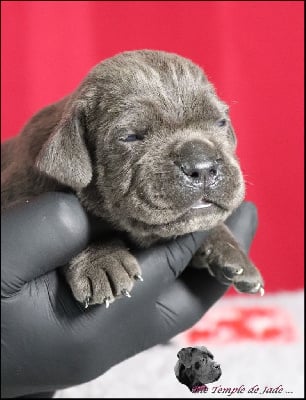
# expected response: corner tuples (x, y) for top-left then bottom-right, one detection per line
(2, 192), (98, 295)
(155, 268), (228, 339)
(131, 230), (211, 296)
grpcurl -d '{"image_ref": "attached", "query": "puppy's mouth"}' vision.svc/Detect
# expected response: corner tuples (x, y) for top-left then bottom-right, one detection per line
(190, 197), (229, 212)
(191, 198), (213, 210)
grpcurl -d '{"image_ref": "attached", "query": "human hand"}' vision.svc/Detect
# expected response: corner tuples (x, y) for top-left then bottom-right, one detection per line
(1, 192), (258, 398)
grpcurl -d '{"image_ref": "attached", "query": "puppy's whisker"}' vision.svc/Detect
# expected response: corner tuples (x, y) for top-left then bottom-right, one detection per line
(242, 174), (255, 186)
(244, 181), (254, 186)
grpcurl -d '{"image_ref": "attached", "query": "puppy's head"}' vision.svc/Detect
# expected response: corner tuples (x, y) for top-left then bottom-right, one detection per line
(176, 346), (222, 386)
(36, 50), (245, 243)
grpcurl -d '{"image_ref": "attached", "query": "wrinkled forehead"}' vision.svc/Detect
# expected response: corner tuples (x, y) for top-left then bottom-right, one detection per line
(114, 55), (225, 109)
(88, 52), (229, 126)
(114, 91), (228, 130)
(119, 81), (225, 126)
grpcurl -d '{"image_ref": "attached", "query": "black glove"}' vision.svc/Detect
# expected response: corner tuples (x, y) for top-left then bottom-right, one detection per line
(1, 192), (258, 398)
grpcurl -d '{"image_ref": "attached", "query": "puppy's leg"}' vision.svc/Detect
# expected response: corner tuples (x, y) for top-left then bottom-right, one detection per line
(64, 240), (142, 308)
(191, 223), (264, 295)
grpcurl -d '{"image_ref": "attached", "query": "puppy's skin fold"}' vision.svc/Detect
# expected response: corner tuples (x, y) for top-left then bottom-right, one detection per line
(1, 50), (264, 306)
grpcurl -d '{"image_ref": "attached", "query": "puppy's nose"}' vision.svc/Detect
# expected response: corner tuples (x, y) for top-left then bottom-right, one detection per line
(180, 160), (220, 187)
(213, 363), (221, 369)
(175, 140), (222, 187)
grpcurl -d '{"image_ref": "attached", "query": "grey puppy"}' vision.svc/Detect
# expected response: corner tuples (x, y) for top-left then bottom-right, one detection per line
(175, 346), (221, 391)
(1, 50), (264, 308)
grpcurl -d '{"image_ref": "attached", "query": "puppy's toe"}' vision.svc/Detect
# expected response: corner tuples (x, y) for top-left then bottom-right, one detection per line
(102, 255), (135, 297)
(117, 250), (143, 281)
(89, 267), (115, 304)
(220, 264), (244, 280)
(65, 269), (93, 306)
(65, 257), (114, 307)
(200, 245), (248, 285)
(233, 266), (265, 295)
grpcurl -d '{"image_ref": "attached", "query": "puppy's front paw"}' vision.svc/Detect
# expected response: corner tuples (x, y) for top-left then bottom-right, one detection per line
(192, 239), (264, 296)
(64, 244), (142, 308)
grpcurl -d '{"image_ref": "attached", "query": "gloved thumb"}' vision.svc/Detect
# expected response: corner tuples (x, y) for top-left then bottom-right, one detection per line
(1, 192), (93, 296)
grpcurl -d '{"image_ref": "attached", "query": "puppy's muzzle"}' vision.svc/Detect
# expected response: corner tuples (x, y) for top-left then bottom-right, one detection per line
(174, 140), (223, 189)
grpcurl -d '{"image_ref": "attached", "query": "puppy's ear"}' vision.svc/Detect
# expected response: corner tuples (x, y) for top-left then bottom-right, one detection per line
(36, 102), (92, 190)
(177, 347), (193, 368)
(199, 346), (214, 359)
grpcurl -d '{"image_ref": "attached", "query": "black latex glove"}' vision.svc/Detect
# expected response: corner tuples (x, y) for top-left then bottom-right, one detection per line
(1, 192), (258, 398)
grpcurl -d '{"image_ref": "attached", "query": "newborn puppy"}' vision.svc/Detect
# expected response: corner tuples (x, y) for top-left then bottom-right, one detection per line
(1, 50), (264, 308)
(175, 346), (221, 391)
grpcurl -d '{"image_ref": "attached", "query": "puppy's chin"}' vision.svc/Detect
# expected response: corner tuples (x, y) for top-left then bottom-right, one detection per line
(127, 183), (244, 238)
(92, 179), (245, 246)
(110, 201), (233, 246)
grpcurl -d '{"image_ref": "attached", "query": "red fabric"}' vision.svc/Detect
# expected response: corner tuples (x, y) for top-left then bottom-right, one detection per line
(1, 1), (304, 292)
(184, 306), (298, 343)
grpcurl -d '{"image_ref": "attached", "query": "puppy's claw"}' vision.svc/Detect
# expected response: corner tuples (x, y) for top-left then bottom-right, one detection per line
(134, 273), (144, 282)
(250, 282), (262, 294)
(259, 286), (265, 296)
(121, 289), (131, 298)
(104, 297), (111, 309)
(83, 296), (91, 309)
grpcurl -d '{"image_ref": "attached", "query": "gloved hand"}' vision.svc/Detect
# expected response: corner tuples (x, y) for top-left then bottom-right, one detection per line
(1, 192), (258, 398)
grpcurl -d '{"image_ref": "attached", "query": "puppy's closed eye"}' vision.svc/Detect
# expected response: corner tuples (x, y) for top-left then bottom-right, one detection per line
(119, 134), (143, 142)
(119, 130), (146, 142)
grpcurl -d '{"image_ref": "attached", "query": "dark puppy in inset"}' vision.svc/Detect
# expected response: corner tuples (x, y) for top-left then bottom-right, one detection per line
(1, 50), (264, 308)
(175, 346), (221, 391)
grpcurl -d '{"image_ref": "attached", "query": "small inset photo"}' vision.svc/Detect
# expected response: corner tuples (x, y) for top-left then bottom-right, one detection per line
(174, 346), (221, 392)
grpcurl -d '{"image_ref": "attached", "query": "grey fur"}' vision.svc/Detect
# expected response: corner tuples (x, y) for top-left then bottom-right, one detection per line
(1, 50), (264, 306)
